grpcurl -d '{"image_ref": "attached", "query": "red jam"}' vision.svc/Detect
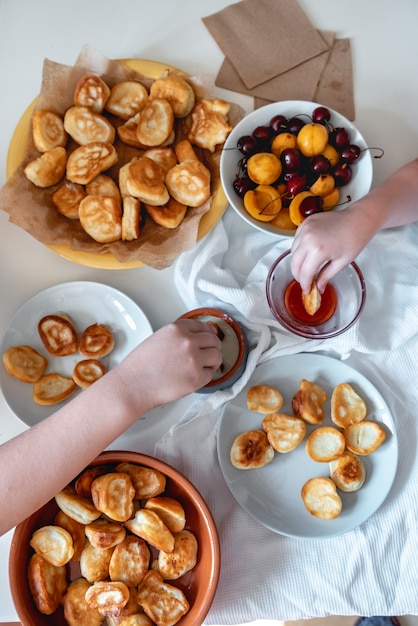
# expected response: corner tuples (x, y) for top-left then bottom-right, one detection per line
(284, 280), (337, 325)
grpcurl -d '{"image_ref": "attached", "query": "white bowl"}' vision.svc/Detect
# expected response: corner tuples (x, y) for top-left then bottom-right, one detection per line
(220, 100), (373, 237)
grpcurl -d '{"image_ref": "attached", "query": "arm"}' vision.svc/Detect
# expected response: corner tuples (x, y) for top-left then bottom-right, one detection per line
(291, 158), (418, 293)
(0, 319), (222, 536)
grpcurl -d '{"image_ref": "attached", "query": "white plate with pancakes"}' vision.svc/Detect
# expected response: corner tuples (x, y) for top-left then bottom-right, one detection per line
(217, 353), (398, 539)
(0, 281), (153, 426)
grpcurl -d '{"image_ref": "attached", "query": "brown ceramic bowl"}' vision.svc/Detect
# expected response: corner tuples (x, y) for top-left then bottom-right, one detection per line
(9, 450), (220, 626)
(179, 308), (249, 392)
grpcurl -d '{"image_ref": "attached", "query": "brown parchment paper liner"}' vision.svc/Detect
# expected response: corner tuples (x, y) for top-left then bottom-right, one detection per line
(0, 46), (245, 270)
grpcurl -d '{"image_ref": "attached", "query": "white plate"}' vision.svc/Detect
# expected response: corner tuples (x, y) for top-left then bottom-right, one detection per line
(217, 353), (398, 538)
(220, 100), (373, 237)
(0, 281), (153, 427)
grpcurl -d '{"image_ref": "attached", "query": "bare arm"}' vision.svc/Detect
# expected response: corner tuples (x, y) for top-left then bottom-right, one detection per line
(0, 319), (222, 535)
(291, 158), (418, 293)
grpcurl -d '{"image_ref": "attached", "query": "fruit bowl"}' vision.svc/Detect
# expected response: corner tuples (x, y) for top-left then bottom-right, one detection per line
(9, 450), (220, 626)
(266, 249), (366, 339)
(220, 100), (373, 237)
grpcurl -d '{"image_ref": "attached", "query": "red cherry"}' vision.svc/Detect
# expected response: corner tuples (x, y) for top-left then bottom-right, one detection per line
(252, 125), (272, 142)
(233, 177), (256, 198)
(237, 135), (259, 155)
(299, 195), (324, 217)
(286, 117), (305, 134)
(286, 174), (307, 197)
(329, 127), (350, 148)
(269, 114), (287, 133)
(310, 154), (331, 175)
(340, 144), (361, 164)
(281, 147), (302, 171)
(312, 106), (331, 124)
(333, 163), (353, 186)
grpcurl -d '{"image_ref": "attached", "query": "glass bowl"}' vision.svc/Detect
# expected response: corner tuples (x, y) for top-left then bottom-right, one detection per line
(266, 249), (366, 339)
(220, 100), (373, 237)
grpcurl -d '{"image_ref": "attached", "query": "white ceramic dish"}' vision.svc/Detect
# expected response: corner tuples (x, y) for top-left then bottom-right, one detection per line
(217, 353), (398, 539)
(0, 281), (153, 426)
(220, 100), (373, 237)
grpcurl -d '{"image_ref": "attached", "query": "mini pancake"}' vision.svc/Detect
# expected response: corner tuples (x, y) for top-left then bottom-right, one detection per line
(32, 109), (67, 152)
(24, 146), (67, 188)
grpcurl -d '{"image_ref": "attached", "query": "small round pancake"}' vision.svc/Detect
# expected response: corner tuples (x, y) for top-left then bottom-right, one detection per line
(73, 359), (106, 388)
(105, 80), (149, 119)
(124, 509), (175, 553)
(30, 525), (74, 567)
(32, 109), (67, 152)
(109, 535), (150, 587)
(115, 462), (166, 499)
(24, 146), (67, 188)
(247, 384), (284, 413)
(38, 313), (78, 357)
(54, 510), (86, 561)
(329, 450), (366, 492)
(74, 75), (110, 113)
(78, 195), (122, 243)
(344, 420), (386, 455)
(3, 345), (47, 383)
(143, 146), (177, 175)
(136, 570), (189, 626)
(144, 198), (187, 229)
(52, 180), (86, 219)
(85, 518), (126, 550)
(331, 382), (367, 428)
(144, 496), (186, 533)
(64, 106), (115, 145)
(187, 98), (232, 152)
(165, 159), (211, 207)
(301, 476), (342, 519)
(230, 429), (274, 469)
(126, 156), (169, 206)
(80, 542), (114, 584)
(91, 472), (135, 522)
(55, 486), (101, 525)
(28, 553), (67, 615)
(86, 174), (121, 200)
(63, 578), (103, 626)
(305, 426), (346, 462)
(66, 141), (118, 185)
(150, 71), (195, 118)
(33, 373), (77, 405)
(262, 412), (306, 453)
(135, 97), (174, 146)
(122, 196), (141, 241)
(79, 323), (115, 359)
(292, 379), (328, 424)
(85, 580), (130, 617)
(157, 529), (198, 580)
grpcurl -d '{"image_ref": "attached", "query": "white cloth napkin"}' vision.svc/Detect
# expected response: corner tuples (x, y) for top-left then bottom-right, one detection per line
(155, 208), (418, 623)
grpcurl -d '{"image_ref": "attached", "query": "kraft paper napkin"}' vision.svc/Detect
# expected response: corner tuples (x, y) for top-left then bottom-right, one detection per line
(254, 38), (355, 121)
(215, 30), (335, 103)
(202, 0), (330, 89)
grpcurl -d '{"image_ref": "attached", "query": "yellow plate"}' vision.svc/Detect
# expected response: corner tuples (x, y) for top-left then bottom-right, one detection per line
(6, 59), (228, 270)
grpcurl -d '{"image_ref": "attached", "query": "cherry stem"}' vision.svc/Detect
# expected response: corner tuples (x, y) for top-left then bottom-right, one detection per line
(259, 197), (282, 216)
(361, 147), (384, 159)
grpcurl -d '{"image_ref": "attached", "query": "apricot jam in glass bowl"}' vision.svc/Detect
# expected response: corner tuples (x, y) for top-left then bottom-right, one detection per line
(266, 249), (366, 339)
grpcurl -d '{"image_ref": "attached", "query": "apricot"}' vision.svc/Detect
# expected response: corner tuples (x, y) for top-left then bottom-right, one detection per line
(322, 143), (339, 167)
(323, 187), (340, 210)
(297, 123), (328, 157)
(247, 152), (282, 185)
(243, 185), (282, 222)
(271, 132), (297, 157)
(270, 207), (296, 231)
(289, 190), (314, 225)
(310, 174), (335, 197)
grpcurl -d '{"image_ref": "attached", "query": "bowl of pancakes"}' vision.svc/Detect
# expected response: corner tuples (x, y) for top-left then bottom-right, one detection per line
(266, 249), (366, 339)
(9, 450), (220, 626)
(220, 100), (373, 238)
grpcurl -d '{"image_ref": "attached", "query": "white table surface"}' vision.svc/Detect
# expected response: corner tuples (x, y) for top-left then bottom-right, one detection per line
(1, 0), (418, 623)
